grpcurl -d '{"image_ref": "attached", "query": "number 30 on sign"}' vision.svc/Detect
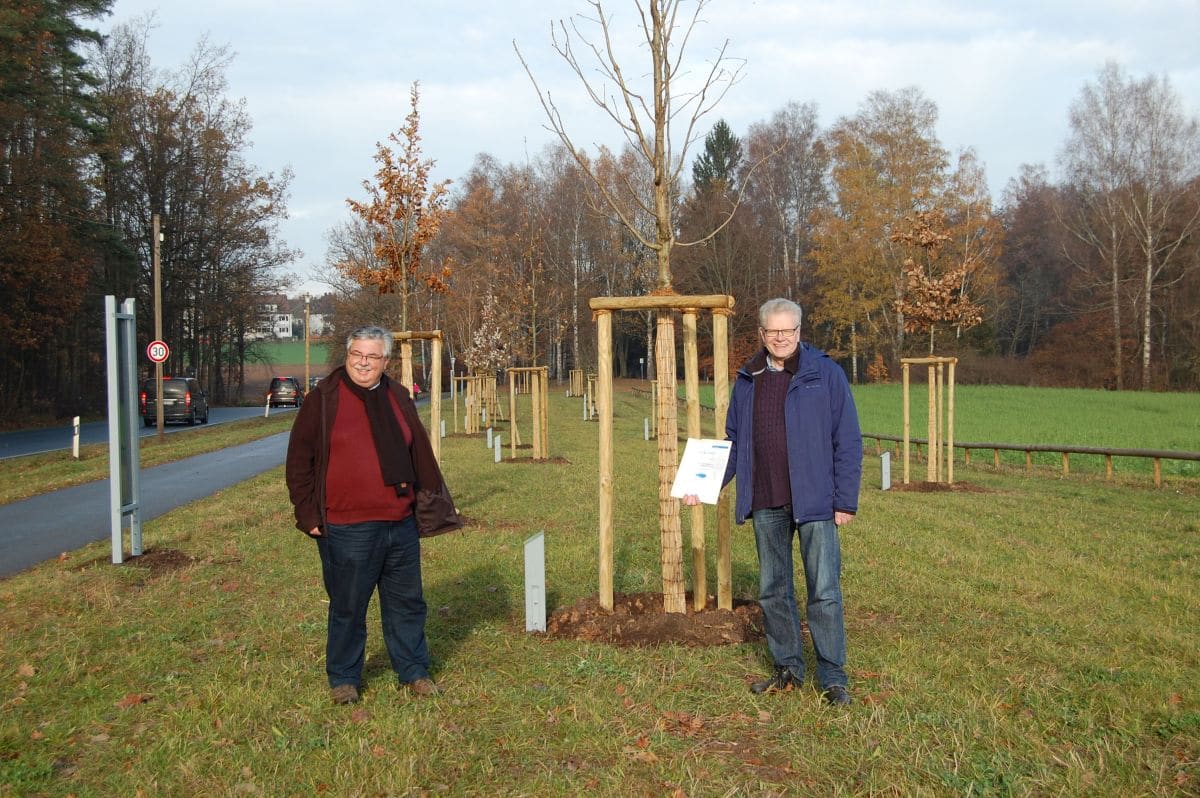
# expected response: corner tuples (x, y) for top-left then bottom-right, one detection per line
(147, 340), (170, 363)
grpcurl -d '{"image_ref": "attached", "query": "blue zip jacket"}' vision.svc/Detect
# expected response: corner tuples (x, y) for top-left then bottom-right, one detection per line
(723, 343), (863, 525)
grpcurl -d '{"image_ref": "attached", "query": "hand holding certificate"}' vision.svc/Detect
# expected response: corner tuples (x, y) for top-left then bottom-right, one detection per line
(670, 438), (732, 505)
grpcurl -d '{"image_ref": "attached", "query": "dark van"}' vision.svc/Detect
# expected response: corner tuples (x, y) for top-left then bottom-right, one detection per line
(140, 376), (209, 426)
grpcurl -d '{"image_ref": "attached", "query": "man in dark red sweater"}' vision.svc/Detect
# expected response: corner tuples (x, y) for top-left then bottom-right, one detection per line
(286, 325), (462, 705)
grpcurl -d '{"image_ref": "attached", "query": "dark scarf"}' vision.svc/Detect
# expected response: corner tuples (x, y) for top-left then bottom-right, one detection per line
(339, 370), (416, 496)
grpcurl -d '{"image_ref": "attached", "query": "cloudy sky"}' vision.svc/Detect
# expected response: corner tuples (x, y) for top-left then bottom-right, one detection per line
(97, 1), (1200, 296)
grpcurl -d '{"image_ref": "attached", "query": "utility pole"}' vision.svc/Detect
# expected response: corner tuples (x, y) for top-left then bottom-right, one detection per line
(153, 213), (164, 439)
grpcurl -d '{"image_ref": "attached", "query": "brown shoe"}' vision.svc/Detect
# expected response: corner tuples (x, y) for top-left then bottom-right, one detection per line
(331, 684), (359, 705)
(406, 678), (440, 697)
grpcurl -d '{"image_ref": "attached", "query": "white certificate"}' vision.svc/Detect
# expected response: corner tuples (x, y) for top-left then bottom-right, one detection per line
(670, 438), (732, 505)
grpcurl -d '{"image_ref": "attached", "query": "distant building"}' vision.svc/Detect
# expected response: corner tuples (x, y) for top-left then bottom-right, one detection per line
(247, 304), (293, 340)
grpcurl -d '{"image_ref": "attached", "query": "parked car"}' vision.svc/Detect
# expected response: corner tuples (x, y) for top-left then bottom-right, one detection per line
(308, 375), (322, 391)
(140, 376), (209, 426)
(268, 376), (304, 407)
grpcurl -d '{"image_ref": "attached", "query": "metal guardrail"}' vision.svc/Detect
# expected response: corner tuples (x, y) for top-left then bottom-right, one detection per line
(863, 433), (1200, 487)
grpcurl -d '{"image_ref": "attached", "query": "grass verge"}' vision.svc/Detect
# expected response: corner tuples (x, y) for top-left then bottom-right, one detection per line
(1, 387), (1197, 795)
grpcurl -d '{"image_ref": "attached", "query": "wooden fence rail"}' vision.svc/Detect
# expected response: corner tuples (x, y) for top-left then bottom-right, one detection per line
(636, 389), (1199, 487)
(863, 433), (1200, 487)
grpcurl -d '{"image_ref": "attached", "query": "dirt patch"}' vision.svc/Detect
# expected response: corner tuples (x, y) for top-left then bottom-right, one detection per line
(546, 592), (764, 647)
(127, 547), (196, 573)
(887, 480), (991, 493)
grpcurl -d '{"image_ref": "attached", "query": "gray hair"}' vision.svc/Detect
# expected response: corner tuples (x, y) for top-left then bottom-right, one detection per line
(345, 325), (393, 358)
(758, 298), (803, 329)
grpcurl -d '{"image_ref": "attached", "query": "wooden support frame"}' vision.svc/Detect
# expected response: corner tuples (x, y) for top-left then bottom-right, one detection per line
(590, 294), (736, 613)
(568, 369), (585, 397)
(901, 356), (957, 484)
(506, 366), (550, 459)
(391, 330), (444, 463)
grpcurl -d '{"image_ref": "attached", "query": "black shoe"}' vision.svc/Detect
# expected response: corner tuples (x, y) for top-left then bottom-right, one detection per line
(750, 666), (797, 694)
(823, 685), (852, 706)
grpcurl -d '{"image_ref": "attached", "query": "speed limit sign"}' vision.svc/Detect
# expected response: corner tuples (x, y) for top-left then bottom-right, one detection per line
(147, 340), (170, 363)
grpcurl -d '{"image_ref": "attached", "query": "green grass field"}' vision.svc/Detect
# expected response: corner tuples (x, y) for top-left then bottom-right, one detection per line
(690, 383), (1200, 478)
(1, 385), (1196, 795)
(249, 339), (334, 368)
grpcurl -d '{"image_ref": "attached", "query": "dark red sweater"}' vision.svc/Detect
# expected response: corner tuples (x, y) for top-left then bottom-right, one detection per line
(324, 382), (414, 524)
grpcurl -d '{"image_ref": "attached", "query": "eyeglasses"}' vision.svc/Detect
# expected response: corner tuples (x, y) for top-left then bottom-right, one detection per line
(347, 350), (386, 363)
(761, 327), (799, 340)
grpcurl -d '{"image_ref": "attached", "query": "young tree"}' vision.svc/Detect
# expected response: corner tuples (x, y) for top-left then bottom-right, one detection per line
(341, 83), (452, 331)
(891, 209), (984, 353)
(516, 0), (745, 612)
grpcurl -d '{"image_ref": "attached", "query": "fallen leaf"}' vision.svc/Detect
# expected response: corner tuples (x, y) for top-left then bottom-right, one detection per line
(757, 710), (772, 723)
(115, 693), (152, 709)
(17, 663), (34, 677)
(350, 708), (371, 724)
(1168, 693), (1182, 706)
(622, 748), (659, 764)
(30, 730), (45, 740)
(370, 745), (387, 758)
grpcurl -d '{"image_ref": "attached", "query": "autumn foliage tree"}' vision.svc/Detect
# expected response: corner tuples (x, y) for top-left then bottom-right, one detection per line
(341, 83), (452, 331)
(891, 209), (985, 353)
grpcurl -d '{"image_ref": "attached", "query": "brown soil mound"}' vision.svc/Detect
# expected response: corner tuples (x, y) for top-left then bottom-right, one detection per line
(546, 591), (764, 647)
(887, 480), (991, 493)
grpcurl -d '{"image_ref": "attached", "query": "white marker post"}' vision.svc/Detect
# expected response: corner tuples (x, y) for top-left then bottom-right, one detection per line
(263, 392), (270, 417)
(494, 435), (502, 463)
(486, 427), (493, 448)
(72, 416), (80, 459)
(440, 419), (446, 438)
(644, 418), (650, 441)
(525, 531), (546, 632)
(881, 451), (892, 491)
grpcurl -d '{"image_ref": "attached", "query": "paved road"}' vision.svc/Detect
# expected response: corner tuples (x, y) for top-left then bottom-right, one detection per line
(0, 393), (439, 578)
(0, 432), (292, 578)
(0, 405), (297, 461)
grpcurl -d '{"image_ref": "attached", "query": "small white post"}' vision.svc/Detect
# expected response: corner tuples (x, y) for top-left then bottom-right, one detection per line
(263, 392), (270, 417)
(644, 417), (650, 441)
(582, 395), (588, 420)
(72, 416), (81, 459)
(881, 451), (892, 491)
(482, 407), (488, 425)
(440, 419), (446, 438)
(486, 427), (493, 448)
(494, 434), (502, 463)
(525, 531), (546, 632)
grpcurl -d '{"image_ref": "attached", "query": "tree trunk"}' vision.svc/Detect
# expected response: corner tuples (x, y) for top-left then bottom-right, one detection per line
(1110, 225), (1123, 390)
(655, 312), (685, 613)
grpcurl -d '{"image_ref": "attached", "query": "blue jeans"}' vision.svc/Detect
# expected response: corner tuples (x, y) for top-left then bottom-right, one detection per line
(317, 517), (429, 687)
(752, 507), (847, 689)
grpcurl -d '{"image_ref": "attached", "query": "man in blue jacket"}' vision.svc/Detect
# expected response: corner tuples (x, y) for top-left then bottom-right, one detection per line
(695, 297), (862, 704)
